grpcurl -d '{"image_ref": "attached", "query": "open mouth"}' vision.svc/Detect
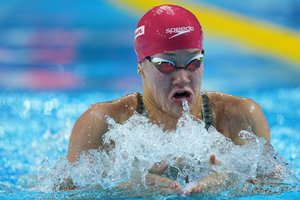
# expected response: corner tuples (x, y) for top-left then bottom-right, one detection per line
(171, 90), (192, 101)
(173, 91), (191, 99)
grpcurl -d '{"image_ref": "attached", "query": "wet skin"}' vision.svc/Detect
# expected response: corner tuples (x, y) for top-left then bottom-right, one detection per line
(67, 49), (270, 195)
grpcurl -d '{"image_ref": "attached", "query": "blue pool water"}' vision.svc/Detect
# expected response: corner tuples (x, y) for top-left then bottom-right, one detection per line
(0, 87), (299, 199)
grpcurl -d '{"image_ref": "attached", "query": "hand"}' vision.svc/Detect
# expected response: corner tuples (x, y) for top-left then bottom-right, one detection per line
(145, 173), (181, 194)
(181, 154), (224, 196)
(148, 161), (169, 175)
(181, 173), (232, 196)
(209, 154), (220, 165)
(146, 161), (181, 194)
(117, 161), (181, 195)
(181, 181), (203, 196)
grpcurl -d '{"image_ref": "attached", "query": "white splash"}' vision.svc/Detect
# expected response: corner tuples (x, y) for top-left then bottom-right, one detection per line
(34, 100), (297, 194)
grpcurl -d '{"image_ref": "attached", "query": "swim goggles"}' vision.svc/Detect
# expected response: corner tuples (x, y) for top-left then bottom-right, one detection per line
(146, 52), (204, 73)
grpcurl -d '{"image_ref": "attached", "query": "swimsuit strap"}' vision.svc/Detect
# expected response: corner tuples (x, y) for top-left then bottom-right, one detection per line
(137, 93), (149, 117)
(137, 93), (144, 114)
(201, 93), (213, 130)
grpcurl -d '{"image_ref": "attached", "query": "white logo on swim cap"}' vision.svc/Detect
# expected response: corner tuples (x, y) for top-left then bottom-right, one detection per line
(166, 26), (194, 39)
(156, 6), (175, 15)
(135, 25), (145, 40)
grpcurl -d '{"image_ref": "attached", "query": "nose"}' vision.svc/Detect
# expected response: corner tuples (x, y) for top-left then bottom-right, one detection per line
(172, 69), (191, 86)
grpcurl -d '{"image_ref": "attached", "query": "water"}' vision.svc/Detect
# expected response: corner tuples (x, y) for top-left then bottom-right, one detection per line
(0, 87), (299, 199)
(0, 0), (299, 198)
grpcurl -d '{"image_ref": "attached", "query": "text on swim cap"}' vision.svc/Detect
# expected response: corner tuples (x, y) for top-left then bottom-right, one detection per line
(166, 26), (194, 39)
(156, 6), (175, 15)
(135, 25), (145, 40)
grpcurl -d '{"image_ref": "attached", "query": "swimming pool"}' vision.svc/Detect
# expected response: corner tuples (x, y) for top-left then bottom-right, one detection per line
(0, 0), (299, 198)
(0, 87), (299, 199)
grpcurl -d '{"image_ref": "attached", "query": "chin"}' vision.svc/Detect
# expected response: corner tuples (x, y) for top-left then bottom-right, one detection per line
(166, 104), (186, 118)
(162, 96), (195, 118)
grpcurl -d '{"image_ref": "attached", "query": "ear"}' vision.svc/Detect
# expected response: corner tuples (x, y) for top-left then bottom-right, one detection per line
(137, 64), (144, 78)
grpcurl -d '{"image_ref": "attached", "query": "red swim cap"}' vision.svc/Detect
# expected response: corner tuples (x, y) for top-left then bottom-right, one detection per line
(134, 4), (203, 62)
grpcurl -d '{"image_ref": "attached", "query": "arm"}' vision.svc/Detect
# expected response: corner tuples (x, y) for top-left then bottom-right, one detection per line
(181, 97), (277, 195)
(65, 99), (180, 193)
(67, 93), (141, 162)
(241, 98), (270, 142)
(220, 96), (271, 144)
(56, 104), (109, 190)
(181, 152), (287, 196)
(67, 104), (109, 163)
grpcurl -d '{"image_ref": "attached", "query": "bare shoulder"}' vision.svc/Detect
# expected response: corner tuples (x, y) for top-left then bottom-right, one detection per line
(204, 91), (270, 143)
(206, 91), (259, 109)
(67, 92), (140, 163)
(91, 92), (141, 123)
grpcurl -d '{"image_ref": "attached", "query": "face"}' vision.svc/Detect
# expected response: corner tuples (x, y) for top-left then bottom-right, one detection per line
(140, 48), (204, 118)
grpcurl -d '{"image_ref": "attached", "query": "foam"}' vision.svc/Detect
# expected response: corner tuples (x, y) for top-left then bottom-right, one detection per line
(34, 100), (298, 195)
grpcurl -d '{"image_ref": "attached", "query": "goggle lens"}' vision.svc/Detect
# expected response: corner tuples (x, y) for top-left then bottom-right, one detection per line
(148, 53), (203, 73)
(153, 62), (175, 73)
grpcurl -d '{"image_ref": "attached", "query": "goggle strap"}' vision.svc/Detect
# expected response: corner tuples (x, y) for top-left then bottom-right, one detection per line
(186, 53), (204, 65)
(150, 57), (175, 66)
(151, 53), (204, 66)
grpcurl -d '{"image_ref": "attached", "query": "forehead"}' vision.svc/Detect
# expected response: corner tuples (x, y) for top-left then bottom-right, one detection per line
(152, 48), (201, 58)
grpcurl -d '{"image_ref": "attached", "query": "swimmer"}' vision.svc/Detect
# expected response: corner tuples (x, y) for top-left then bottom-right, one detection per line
(66, 4), (272, 195)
